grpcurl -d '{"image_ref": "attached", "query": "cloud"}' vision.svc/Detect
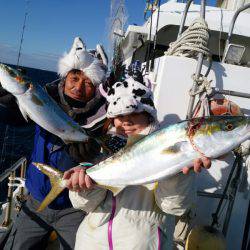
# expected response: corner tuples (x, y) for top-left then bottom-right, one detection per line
(0, 43), (59, 72)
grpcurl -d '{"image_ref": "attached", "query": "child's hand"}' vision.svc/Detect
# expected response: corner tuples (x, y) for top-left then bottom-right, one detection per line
(63, 166), (95, 192)
(182, 157), (211, 174)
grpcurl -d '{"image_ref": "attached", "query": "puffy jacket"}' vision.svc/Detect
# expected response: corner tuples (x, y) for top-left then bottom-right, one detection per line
(26, 125), (78, 209)
(25, 81), (107, 209)
(69, 123), (196, 250)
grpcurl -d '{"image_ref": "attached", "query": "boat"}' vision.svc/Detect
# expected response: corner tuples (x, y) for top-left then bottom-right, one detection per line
(0, 0), (250, 249)
(117, 0), (250, 249)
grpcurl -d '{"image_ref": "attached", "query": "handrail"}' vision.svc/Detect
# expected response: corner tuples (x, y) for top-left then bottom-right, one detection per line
(178, 0), (208, 119)
(178, 0), (194, 38)
(178, 0), (206, 38)
(222, 3), (250, 63)
(0, 157), (26, 183)
(0, 157), (27, 228)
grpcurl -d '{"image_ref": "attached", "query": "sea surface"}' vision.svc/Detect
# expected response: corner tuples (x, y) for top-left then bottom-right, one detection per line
(0, 64), (57, 202)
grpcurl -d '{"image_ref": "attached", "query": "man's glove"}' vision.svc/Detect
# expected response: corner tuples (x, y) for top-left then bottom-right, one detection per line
(67, 138), (101, 163)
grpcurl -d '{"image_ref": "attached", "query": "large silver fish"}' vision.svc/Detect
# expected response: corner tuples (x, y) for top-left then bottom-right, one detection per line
(0, 63), (88, 142)
(33, 116), (250, 211)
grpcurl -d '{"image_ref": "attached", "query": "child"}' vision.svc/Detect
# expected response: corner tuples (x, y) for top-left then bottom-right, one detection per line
(65, 77), (208, 250)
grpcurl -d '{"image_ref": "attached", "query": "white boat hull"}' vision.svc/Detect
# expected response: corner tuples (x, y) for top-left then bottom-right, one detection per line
(153, 55), (250, 250)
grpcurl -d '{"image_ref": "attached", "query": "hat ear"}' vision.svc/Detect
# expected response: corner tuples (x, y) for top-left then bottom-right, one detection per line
(71, 37), (86, 52)
(96, 44), (108, 66)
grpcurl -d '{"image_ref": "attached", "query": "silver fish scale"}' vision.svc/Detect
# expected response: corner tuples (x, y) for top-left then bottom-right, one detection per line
(87, 117), (250, 187)
(0, 64), (88, 143)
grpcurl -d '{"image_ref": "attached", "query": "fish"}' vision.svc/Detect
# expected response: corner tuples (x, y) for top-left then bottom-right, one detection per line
(33, 115), (250, 211)
(0, 63), (88, 142)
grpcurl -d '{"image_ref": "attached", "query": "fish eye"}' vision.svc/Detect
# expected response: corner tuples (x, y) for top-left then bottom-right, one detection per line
(225, 123), (234, 131)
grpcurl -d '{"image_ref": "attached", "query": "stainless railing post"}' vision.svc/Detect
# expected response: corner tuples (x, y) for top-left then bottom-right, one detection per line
(19, 160), (27, 199)
(222, 3), (250, 62)
(178, 0), (194, 38)
(2, 172), (14, 227)
(0, 157), (27, 229)
(181, 0), (207, 118)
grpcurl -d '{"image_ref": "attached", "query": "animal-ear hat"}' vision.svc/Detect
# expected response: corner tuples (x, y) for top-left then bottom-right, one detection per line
(106, 77), (157, 119)
(58, 37), (106, 85)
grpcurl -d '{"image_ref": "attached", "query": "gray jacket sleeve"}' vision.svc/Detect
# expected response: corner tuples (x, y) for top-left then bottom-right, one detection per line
(69, 187), (107, 213)
(155, 172), (196, 216)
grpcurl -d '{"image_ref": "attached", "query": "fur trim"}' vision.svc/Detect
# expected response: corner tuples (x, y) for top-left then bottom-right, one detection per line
(58, 37), (106, 85)
(96, 44), (108, 66)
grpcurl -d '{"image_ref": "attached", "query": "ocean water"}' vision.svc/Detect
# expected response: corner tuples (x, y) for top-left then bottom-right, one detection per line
(0, 122), (35, 201)
(0, 64), (57, 202)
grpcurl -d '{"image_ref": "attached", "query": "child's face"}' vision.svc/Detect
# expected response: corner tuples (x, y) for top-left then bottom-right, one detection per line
(113, 112), (150, 136)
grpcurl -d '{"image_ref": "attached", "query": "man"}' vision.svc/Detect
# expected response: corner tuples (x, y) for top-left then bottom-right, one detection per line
(3, 37), (108, 250)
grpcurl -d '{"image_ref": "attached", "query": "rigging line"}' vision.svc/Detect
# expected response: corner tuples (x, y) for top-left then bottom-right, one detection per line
(145, 1), (154, 72)
(150, 0), (161, 71)
(17, 0), (30, 67)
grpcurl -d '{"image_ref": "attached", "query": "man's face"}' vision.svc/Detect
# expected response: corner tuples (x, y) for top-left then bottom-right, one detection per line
(64, 70), (95, 102)
(113, 112), (150, 136)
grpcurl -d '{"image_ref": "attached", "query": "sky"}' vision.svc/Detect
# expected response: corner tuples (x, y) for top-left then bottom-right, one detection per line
(0, 0), (217, 72)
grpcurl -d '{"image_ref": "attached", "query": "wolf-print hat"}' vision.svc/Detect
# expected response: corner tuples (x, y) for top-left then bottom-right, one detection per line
(106, 77), (156, 119)
(58, 37), (106, 85)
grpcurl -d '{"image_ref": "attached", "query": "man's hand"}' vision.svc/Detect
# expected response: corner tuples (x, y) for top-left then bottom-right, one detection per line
(63, 166), (94, 192)
(67, 138), (101, 162)
(182, 157), (211, 175)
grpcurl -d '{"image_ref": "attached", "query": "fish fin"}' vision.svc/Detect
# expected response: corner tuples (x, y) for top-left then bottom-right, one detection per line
(153, 182), (159, 190)
(161, 141), (189, 154)
(125, 134), (146, 148)
(97, 184), (125, 196)
(17, 102), (29, 122)
(32, 162), (64, 177)
(32, 162), (65, 212)
(36, 184), (65, 212)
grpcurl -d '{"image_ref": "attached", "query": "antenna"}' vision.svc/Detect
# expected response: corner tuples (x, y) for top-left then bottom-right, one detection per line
(17, 0), (30, 67)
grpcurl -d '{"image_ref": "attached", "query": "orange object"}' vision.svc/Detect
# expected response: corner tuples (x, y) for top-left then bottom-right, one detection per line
(209, 99), (243, 116)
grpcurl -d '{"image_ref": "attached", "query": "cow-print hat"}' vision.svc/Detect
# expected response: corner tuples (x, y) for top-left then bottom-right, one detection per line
(106, 77), (156, 119)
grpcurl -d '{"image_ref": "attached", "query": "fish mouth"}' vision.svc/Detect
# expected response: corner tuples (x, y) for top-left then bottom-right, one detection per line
(0, 64), (30, 86)
(0, 64), (13, 76)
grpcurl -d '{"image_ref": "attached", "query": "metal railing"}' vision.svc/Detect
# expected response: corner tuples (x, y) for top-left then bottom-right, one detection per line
(223, 3), (250, 63)
(177, 0), (208, 119)
(0, 157), (26, 229)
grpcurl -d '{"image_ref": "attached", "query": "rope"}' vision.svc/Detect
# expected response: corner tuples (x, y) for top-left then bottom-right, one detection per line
(190, 75), (213, 118)
(165, 17), (210, 58)
(189, 75), (213, 97)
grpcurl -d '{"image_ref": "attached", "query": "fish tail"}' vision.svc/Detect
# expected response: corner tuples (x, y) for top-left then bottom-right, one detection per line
(32, 162), (66, 212)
